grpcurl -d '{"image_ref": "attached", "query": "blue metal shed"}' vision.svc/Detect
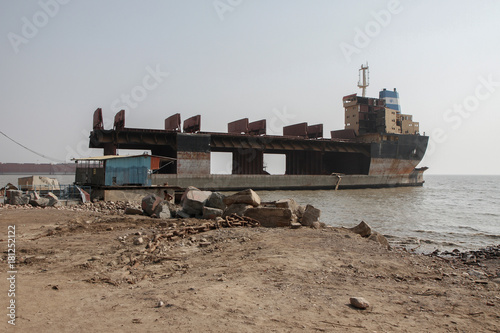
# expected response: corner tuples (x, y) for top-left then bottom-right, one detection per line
(74, 154), (176, 186)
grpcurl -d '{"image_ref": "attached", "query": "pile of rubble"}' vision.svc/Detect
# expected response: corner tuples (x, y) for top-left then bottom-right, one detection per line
(133, 187), (322, 228)
(3, 190), (59, 208)
(430, 244), (500, 265)
(1, 186), (324, 229)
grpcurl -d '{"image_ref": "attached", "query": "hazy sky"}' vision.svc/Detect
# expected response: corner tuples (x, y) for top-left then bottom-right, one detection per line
(1, 0), (499, 175)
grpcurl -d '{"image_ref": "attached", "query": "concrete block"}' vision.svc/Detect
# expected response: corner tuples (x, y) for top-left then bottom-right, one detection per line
(300, 204), (321, 226)
(244, 207), (293, 228)
(29, 198), (50, 207)
(159, 203), (171, 219)
(45, 192), (59, 207)
(224, 189), (261, 207)
(223, 204), (252, 218)
(125, 207), (143, 215)
(349, 221), (372, 237)
(202, 206), (223, 220)
(205, 192), (226, 210)
(368, 231), (389, 249)
(275, 198), (298, 212)
(142, 194), (164, 217)
(181, 187), (212, 215)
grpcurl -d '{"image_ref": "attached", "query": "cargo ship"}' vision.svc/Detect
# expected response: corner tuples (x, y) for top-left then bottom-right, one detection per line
(79, 66), (429, 191)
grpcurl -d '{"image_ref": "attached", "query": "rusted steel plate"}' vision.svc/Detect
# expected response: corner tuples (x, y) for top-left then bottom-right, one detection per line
(330, 129), (356, 139)
(283, 122), (307, 137)
(228, 118), (249, 134)
(93, 108), (103, 130)
(114, 110), (125, 130)
(183, 115), (201, 133)
(248, 119), (266, 135)
(368, 158), (418, 175)
(165, 113), (181, 132)
(307, 124), (323, 139)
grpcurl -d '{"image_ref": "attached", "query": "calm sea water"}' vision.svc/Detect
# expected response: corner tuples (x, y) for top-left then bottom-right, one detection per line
(1, 174), (499, 252)
(258, 175), (500, 252)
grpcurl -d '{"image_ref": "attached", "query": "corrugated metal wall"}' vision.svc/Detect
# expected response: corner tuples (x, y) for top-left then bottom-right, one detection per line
(104, 156), (151, 186)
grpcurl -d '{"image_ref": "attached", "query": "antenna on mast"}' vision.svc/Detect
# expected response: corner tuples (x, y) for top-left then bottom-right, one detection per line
(357, 63), (369, 97)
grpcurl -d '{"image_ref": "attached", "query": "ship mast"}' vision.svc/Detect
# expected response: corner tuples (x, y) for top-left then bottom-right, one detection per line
(357, 63), (369, 97)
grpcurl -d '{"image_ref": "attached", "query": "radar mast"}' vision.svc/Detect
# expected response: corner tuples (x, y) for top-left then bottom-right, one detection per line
(357, 63), (369, 97)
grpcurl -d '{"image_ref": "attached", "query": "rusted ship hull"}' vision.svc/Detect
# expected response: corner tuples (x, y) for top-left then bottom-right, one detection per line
(82, 106), (429, 191)
(150, 171), (428, 191)
(87, 128), (428, 190)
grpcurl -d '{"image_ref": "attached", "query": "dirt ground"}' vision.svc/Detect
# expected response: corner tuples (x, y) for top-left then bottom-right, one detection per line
(1, 207), (499, 332)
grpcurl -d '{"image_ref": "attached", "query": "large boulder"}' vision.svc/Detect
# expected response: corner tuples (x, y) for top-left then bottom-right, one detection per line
(222, 204), (252, 218)
(202, 206), (224, 220)
(159, 203), (171, 219)
(300, 204), (321, 226)
(8, 190), (29, 205)
(367, 231), (390, 249)
(181, 187), (212, 216)
(205, 192), (226, 210)
(223, 189), (261, 207)
(125, 207), (143, 215)
(275, 198), (298, 212)
(349, 221), (372, 237)
(29, 198), (50, 207)
(244, 207), (294, 228)
(45, 192), (59, 207)
(141, 194), (164, 217)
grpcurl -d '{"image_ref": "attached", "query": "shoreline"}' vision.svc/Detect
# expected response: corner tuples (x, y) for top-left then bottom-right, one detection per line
(0, 201), (497, 254)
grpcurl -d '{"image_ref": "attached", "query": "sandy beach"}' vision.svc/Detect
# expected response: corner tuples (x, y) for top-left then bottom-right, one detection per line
(1, 206), (499, 332)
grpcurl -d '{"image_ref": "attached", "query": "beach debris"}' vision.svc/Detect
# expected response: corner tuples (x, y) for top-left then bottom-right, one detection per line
(346, 221), (389, 249)
(348, 221), (372, 237)
(124, 207), (143, 215)
(159, 204), (171, 219)
(181, 186), (212, 216)
(350, 297), (370, 309)
(367, 231), (390, 248)
(311, 221), (321, 229)
(29, 198), (51, 208)
(175, 210), (191, 219)
(205, 192), (226, 210)
(428, 245), (500, 265)
(45, 192), (59, 207)
(222, 203), (252, 218)
(468, 270), (488, 279)
(202, 206), (223, 220)
(141, 194), (164, 217)
(245, 206), (295, 228)
(300, 204), (321, 227)
(7, 190), (30, 205)
(223, 189), (261, 207)
(0, 183), (17, 197)
(275, 198), (298, 211)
